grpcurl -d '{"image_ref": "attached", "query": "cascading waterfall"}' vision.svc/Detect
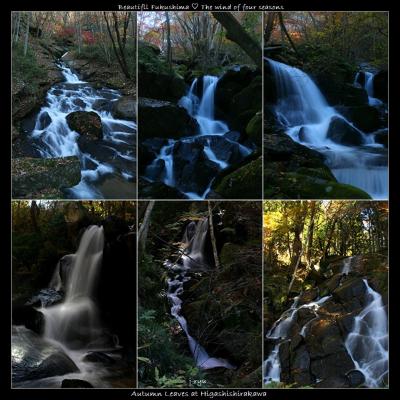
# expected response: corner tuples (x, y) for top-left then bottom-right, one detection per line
(264, 295), (331, 384)
(268, 58), (387, 199)
(345, 280), (388, 387)
(165, 219), (235, 370)
(264, 256), (388, 387)
(41, 225), (105, 348)
(145, 75), (252, 199)
(29, 61), (136, 199)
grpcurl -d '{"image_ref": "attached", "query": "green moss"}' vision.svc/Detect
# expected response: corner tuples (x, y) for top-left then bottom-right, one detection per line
(214, 158), (262, 199)
(246, 112), (262, 147)
(264, 169), (371, 199)
(12, 43), (47, 93)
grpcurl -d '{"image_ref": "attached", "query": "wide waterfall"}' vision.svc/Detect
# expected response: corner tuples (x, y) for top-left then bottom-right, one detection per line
(41, 225), (105, 348)
(28, 61), (136, 199)
(145, 75), (252, 199)
(268, 58), (387, 199)
(165, 219), (235, 370)
(263, 256), (388, 387)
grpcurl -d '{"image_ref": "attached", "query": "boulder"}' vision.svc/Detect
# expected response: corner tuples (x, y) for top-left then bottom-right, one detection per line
(12, 305), (44, 334)
(138, 178), (185, 199)
(335, 105), (382, 133)
(82, 351), (116, 365)
(25, 289), (63, 308)
(213, 157), (262, 199)
(374, 129), (388, 148)
(306, 318), (345, 358)
(138, 98), (198, 140)
(66, 111), (103, 139)
(332, 277), (367, 306)
(61, 379), (94, 388)
(346, 369), (365, 387)
(310, 351), (355, 381)
(373, 70), (388, 102)
(12, 156), (81, 199)
(12, 327), (79, 383)
(112, 96), (136, 120)
(326, 116), (364, 146)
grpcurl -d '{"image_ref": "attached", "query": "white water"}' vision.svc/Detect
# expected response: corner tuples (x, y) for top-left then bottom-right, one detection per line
(145, 74), (253, 198)
(41, 226), (104, 348)
(166, 219), (235, 370)
(264, 256), (388, 387)
(264, 295), (331, 383)
(355, 71), (383, 107)
(345, 281), (388, 387)
(29, 62), (136, 199)
(268, 58), (387, 199)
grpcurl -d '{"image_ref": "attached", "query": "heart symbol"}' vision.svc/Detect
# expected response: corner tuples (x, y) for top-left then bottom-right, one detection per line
(192, 3), (199, 9)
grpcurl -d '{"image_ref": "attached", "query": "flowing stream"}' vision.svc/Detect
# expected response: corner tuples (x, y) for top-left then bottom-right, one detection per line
(263, 256), (388, 387)
(165, 219), (235, 369)
(145, 75), (253, 199)
(354, 71), (383, 107)
(267, 58), (387, 199)
(26, 60), (136, 199)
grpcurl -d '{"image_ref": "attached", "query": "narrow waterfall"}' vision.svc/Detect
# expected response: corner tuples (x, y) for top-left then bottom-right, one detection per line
(268, 58), (387, 199)
(41, 225), (105, 348)
(345, 280), (388, 387)
(165, 219), (235, 370)
(355, 71), (383, 107)
(264, 295), (331, 384)
(29, 62), (136, 199)
(144, 75), (252, 199)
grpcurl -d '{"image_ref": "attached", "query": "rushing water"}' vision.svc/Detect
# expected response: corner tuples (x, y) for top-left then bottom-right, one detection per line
(144, 75), (253, 199)
(354, 71), (383, 107)
(165, 219), (235, 370)
(27, 61), (136, 199)
(12, 225), (129, 388)
(263, 256), (388, 387)
(267, 58), (387, 199)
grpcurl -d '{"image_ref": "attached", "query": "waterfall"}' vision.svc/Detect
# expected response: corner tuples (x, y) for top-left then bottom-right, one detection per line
(345, 279), (388, 387)
(29, 62), (136, 199)
(145, 73), (252, 199)
(341, 256), (354, 275)
(180, 75), (229, 135)
(165, 219), (235, 370)
(355, 71), (383, 107)
(268, 58), (387, 199)
(41, 225), (105, 348)
(264, 295), (330, 384)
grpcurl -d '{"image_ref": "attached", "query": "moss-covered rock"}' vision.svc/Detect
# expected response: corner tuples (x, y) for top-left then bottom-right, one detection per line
(264, 168), (371, 199)
(213, 157), (262, 199)
(138, 41), (186, 102)
(66, 111), (103, 139)
(246, 112), (262, 148)
(12, 156), (81, 199)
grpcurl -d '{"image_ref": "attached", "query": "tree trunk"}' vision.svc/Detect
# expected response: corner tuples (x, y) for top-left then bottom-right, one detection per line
(165, 12), (172, 68)
(306, 202), (316, 266)
(264, 12), (277, 44)
(208, 202), (220, 268)
(23, 11), (30, 56)
(138, 201), (155, 255)
(277, 12), (301, 59)
(212, 12), (262, 69)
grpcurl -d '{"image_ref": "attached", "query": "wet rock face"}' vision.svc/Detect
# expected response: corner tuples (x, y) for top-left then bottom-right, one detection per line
(138, 97), (199, 140)
(112, 96), (136, 120)
(326, 116), (364, 146)
(266, 255), (388, 388)
(61, 379), (94, 388)
(66, 111), (103, 140)
(12, 327), (79, 384)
